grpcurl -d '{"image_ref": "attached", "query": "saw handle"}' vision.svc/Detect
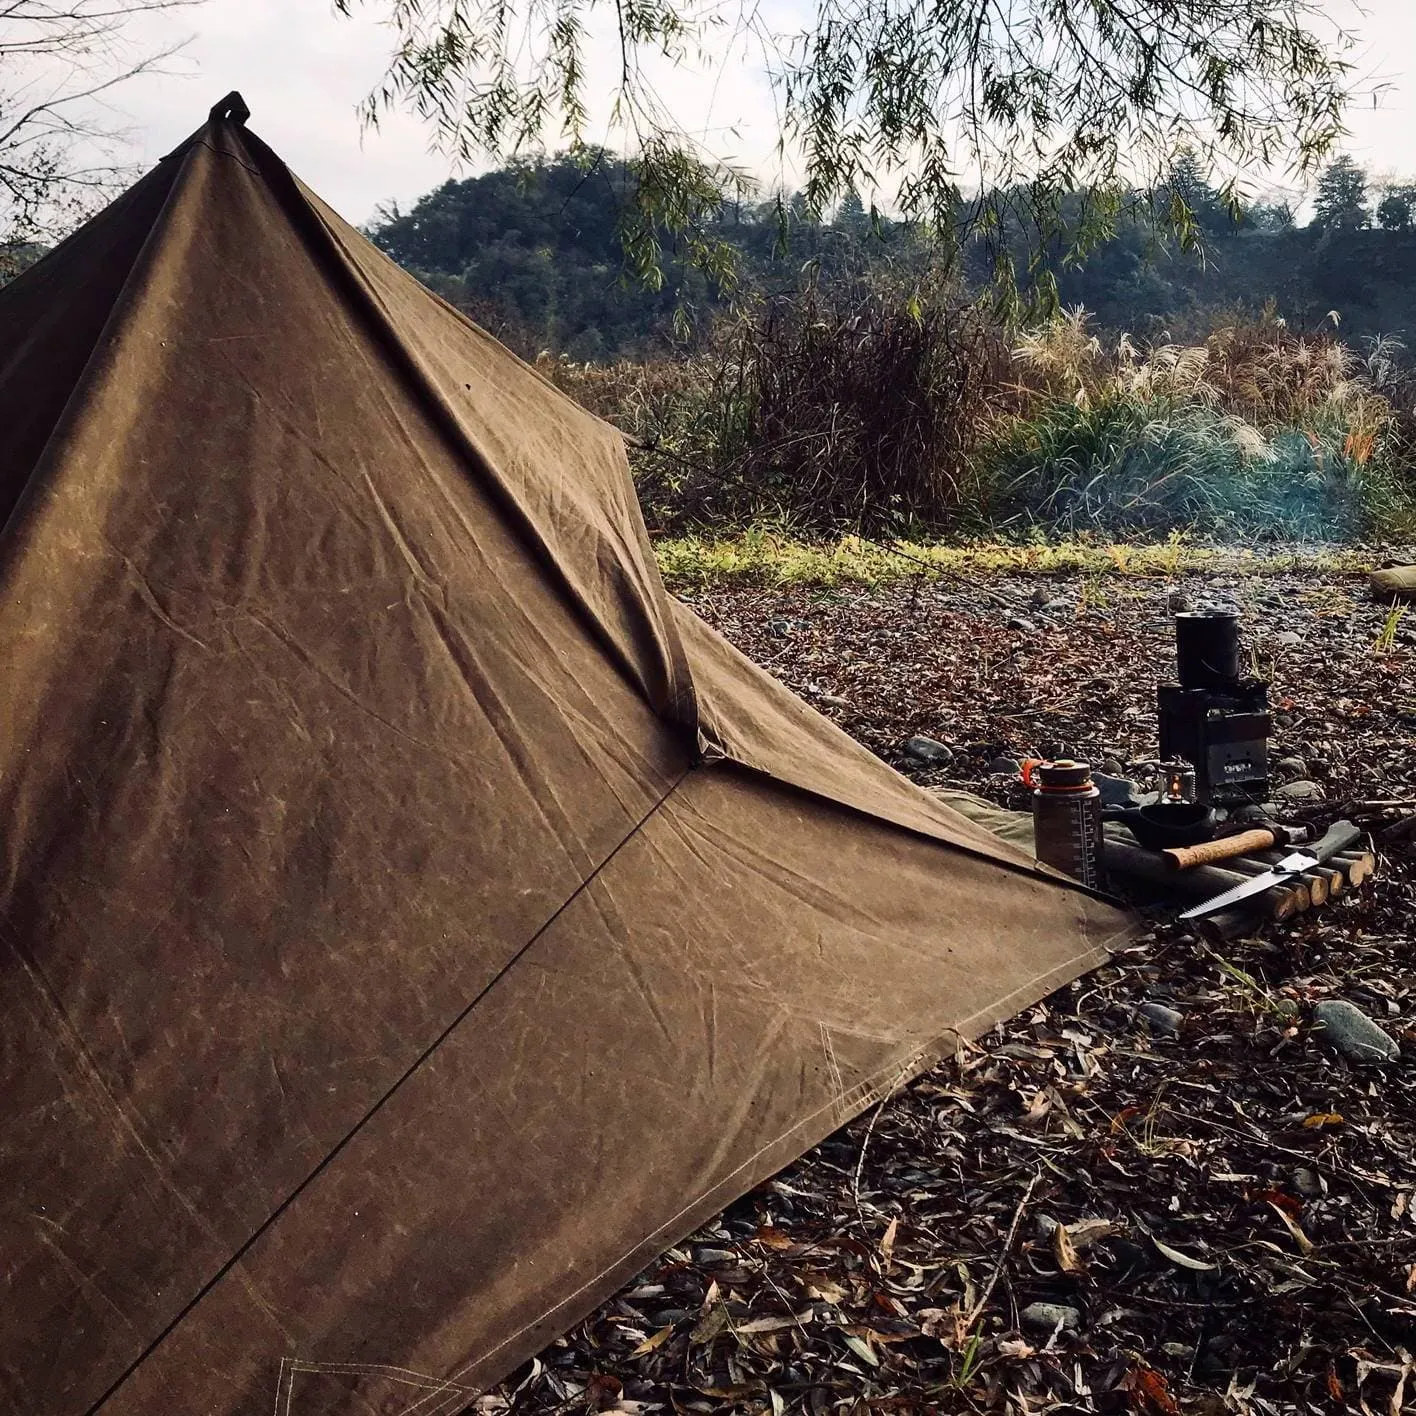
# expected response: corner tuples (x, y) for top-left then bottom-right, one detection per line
(1164, 829), (1278, 870)
(1307, 819), (1364, 863)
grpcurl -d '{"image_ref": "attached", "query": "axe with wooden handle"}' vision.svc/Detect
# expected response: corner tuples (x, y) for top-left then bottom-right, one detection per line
(1162, 822), (1309, 871)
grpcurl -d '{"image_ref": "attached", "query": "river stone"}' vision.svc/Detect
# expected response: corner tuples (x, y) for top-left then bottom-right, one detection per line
(1007, 616), (1037, 632)
(695, 1247), (737, 1264)
(1273, 630), (1303, 646)
(1021, 1303), (1081, 1334)
(1275, 779), (1325, 802)
(1312, 1000), (1400, 1063)
(1139, 1002), (1184, 1035)
(1274, 756), (1308, 779)
(987, 755), (1022, 776)
(1093, 771), (1142, 808)
(903, 736), (954, 766)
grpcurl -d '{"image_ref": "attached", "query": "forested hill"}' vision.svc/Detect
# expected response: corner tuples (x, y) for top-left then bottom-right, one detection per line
(368, 150), (1416, 361)
(366, 153), (889, 361)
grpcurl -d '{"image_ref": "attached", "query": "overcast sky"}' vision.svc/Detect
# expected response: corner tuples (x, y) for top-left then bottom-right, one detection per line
(87, 0), (1416, 226)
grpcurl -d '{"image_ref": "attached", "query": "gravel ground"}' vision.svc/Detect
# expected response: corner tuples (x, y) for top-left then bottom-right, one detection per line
(485, 566), (1416, 1416)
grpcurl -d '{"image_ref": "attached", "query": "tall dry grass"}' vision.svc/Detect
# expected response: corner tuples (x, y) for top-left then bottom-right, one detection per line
(546, 295), (1416, 542)
(991, 309), (1416, 537)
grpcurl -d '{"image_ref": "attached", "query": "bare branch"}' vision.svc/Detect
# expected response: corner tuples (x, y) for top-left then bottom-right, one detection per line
(0, 0), (197, 248)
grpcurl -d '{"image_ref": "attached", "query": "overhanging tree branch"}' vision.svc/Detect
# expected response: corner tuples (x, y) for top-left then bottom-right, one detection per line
(336, 0), (1354, 299)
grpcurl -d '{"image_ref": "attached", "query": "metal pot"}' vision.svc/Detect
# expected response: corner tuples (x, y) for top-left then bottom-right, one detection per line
(1102, 801), (1217, 851)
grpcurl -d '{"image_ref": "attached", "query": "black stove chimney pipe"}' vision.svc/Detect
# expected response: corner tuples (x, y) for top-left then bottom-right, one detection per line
(1175, 610), (1242, 688)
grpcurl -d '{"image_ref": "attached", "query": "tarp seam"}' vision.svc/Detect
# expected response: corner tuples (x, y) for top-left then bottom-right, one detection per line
(82, 765), (695, 1416)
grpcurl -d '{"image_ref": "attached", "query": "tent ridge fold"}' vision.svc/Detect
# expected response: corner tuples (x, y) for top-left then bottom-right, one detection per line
(0, 145), (189, 545)
(233, 124), (702, 736)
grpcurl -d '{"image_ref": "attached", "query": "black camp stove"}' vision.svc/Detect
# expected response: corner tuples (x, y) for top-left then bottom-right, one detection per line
(1158, 610), (1270, 805)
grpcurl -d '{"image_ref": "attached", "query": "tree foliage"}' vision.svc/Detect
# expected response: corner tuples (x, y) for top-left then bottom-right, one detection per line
(371, 147), (927, 357)
(1376, 184), (1416, 233)
(371, 148), (1416, 361)
(338, 0), (1352, 300)
(1310, 154), (1370, 231)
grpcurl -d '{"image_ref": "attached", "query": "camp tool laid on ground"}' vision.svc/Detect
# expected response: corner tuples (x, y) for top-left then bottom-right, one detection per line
(1104, 800), (1216, 851)
(1158, 610), (1270, 805)
(1102, 834), (1308, 920)
(1025, 758), (1103, 887)
(1179, 821), (1364, 919)
(1161, 820), (1309, 870)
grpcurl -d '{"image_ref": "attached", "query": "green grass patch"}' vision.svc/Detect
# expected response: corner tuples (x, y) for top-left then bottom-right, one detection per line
(654, 528), (1377, 590)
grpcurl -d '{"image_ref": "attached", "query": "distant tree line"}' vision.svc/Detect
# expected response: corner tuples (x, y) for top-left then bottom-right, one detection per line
(368, 148), (1416, 361)
(366, 153), (920, 361)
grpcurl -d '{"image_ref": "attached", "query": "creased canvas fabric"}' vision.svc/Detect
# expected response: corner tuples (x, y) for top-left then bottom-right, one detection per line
(0, 105), (1132, 1416)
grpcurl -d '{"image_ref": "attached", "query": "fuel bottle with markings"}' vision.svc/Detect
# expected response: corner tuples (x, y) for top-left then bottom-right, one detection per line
(1024, 758), (1102, 888)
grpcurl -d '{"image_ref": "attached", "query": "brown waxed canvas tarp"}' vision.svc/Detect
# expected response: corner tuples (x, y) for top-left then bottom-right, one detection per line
(0, 98), (1132, 1416)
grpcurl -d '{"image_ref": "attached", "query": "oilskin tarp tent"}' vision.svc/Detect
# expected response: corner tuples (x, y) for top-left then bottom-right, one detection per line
(0, 95), (1130, 1416)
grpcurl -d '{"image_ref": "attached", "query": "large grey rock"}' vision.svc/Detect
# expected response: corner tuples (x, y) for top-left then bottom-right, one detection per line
(987, 755), (1022, 776)
(1312, 1000), (1400, 1063)
(1275, 779), (1325, 802)
(1139, 1003), (1183, 1035)
(1093, 771), (1142, 808)
(903, 736), (954, 766)
(1020, 1303), (1081, 1334)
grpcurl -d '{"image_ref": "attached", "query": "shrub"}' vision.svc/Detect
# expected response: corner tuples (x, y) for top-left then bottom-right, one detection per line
(543, 296), (1416, 542)
(984, 392), (1411, 539)
(548, 275), (1019, 535)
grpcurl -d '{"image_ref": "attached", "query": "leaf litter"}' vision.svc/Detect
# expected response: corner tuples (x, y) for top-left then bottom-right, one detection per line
(487, 563), (1416, 1416)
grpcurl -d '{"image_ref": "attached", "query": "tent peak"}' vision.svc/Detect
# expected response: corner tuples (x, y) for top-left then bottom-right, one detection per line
(209, 91), (251, 125)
